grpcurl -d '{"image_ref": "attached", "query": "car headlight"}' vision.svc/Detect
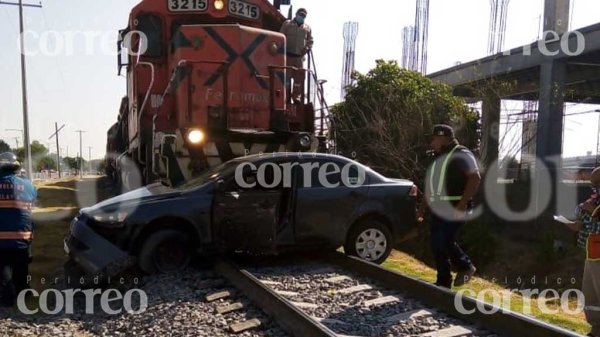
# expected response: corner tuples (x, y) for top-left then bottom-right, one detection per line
(92, 211), (128, 227)
(187, 129), (205, 145)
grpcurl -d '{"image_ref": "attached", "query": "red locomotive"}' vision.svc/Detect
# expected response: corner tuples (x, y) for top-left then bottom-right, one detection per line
(106, 0), (325, 187)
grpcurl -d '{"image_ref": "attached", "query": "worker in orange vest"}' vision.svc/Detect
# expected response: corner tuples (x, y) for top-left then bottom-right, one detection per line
(565, 167), (600, 337)
(0, 152), (36, 307)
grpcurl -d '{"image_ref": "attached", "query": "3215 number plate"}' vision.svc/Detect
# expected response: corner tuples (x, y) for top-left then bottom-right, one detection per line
(168, 0), (208, 12)
(228, 0), (260, 20)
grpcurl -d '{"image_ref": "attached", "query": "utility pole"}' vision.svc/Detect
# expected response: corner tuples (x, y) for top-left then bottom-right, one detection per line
(0, 1), (43, 179)
(75, 130), (85, 179)
(88, 146), (92, 175)
(49, 123), (65, 178)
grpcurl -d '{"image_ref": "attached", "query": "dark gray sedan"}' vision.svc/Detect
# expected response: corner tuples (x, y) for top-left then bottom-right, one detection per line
(64, 153), (417, 274)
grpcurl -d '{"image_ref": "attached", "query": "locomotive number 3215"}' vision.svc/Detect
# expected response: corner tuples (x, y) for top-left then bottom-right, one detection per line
(168, 0), (208, 11)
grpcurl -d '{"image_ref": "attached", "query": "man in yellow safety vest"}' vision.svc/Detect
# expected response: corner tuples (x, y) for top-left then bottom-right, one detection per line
(425, 125), (481, 288)
(565, 167), (600, 337)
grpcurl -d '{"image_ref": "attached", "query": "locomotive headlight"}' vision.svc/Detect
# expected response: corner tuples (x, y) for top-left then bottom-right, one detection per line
(298, 134), (312, 149)
(187, 129), (205, 145)
(214, 0), (224, 10)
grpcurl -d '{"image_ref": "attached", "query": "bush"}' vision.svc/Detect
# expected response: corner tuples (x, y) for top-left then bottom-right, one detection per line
(331, 60), (480, 186)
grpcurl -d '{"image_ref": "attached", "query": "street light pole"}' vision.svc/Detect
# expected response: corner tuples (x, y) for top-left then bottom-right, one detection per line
(18, 0), (32, 179)
(0, 1), (43, 179)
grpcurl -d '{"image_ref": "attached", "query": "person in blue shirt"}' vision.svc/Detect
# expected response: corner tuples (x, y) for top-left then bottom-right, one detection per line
(0, 152), (37, 307)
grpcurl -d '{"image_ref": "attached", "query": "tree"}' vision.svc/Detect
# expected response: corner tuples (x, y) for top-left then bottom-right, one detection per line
(0, 139), (11, 153)
(331, 60), (480, 187)
(15, 141), (49, 173)
(64, 157), (86, 170)
(37, 155), (57, 172)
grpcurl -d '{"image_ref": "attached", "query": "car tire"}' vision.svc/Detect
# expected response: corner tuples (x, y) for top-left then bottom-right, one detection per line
(344, 219), (393, 265)
(138, 229), (192, 274)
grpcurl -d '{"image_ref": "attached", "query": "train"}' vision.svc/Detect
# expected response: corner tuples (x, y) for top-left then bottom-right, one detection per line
(105, 0), (328, 187)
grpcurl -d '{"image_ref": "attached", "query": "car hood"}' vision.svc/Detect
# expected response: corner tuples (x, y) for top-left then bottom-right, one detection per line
(83, 183), (180, 214)
(382, 177), (414, 186)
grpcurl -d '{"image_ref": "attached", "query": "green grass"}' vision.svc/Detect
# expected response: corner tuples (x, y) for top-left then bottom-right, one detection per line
(383, 250), (590, 335)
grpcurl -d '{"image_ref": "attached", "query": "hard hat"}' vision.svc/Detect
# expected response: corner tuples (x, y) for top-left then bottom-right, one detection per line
(0, 152), (21, 170)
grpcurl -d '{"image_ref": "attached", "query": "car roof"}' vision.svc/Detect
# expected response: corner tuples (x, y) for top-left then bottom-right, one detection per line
(234, 152), (352, 163)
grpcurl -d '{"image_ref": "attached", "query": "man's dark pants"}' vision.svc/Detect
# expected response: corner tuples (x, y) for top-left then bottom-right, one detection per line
(0, 248), (30, 307)
(430, 213), (472, 288)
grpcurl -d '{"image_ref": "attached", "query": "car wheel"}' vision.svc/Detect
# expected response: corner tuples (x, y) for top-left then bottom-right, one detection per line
(344, 219), (392, 264)
(138, 230), (192, 274)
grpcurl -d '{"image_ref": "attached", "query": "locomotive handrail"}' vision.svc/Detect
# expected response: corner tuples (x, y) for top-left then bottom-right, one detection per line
(267, 65), (317, 131)
(136, 61), (155, 165)
(307, 49), (334, 152)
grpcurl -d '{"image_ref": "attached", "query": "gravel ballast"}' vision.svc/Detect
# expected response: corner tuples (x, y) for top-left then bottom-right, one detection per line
(0, 269), (288, 337)
(248, 262), (500, 337)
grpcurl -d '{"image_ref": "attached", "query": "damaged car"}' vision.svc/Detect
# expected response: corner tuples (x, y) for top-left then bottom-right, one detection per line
(64, 153), (418, 275)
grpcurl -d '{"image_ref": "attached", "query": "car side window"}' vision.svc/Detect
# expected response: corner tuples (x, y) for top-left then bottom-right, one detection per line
(225, 161), (290, 192)
(300, 159), (367, 188)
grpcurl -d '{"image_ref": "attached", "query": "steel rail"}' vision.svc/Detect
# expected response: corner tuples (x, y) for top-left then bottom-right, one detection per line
(324, 252), (583, 337)
(214, 259), (338, 337)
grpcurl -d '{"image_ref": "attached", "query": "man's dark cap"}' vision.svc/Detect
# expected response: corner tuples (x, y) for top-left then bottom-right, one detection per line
(432, 124), (455, 138)
(296, 8), (307, 15)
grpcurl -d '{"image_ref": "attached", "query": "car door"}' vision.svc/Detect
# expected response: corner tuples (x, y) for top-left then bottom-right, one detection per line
(212, 165), (282, 254)
(293, 158), (369, 244)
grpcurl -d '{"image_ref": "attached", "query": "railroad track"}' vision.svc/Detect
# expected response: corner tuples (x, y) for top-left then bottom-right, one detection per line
(213, 252), (583, 337)
(181, 271), (290, 337)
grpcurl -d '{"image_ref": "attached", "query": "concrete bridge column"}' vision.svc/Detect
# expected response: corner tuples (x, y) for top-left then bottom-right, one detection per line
(481, 92), (501, 170)
(536, 59), (566, 173)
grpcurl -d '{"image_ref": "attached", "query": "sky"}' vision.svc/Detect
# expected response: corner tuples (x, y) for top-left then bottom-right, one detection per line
(0, 0), (599, 161)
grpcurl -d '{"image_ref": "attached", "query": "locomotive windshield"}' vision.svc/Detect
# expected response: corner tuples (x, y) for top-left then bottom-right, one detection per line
(136, 14), (163, 57)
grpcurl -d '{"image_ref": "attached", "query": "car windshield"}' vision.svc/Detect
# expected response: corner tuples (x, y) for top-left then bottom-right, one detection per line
(173, 160), (242, 190)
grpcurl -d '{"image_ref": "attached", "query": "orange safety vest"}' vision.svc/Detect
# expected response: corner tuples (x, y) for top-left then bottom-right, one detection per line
(587, 205), (600, 261)
(0, 201), (33, 241)
(0, 231), (33, 240)
(0, 200), (33, 210)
